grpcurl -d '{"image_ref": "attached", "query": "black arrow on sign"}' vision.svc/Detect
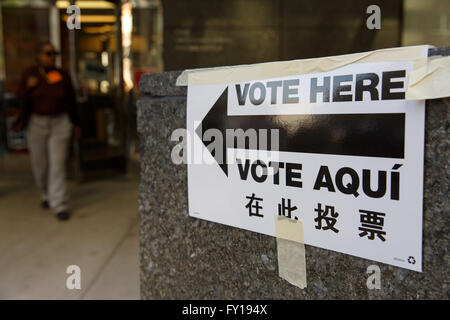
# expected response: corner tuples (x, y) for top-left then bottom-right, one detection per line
(195, 88), (405, 176)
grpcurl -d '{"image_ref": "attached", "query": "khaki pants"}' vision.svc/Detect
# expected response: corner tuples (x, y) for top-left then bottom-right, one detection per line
(27, 114), (73, 213)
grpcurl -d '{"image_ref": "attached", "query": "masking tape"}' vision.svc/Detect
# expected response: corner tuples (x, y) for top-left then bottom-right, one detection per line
(275, 216), (307, 289)
(406, 55), (450, 100)
(177, 45), (450, 101)
(176, 66), (238, 86)
(177, 45), (429, 86)
(275, 215), (304, 243)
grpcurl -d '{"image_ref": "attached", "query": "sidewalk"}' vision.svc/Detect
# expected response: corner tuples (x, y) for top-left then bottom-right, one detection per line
(0, 153), (139, 299)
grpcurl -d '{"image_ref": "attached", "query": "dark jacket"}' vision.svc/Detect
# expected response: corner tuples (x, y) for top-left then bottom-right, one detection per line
(16, 66), (79, 129)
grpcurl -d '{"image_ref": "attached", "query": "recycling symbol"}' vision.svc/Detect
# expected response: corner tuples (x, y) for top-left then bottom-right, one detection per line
(407, 256), (416, 264)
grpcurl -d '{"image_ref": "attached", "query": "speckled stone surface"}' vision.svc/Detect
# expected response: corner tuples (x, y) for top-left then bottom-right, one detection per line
(139, 71), (186, 96)
(138, 53), (449, 299)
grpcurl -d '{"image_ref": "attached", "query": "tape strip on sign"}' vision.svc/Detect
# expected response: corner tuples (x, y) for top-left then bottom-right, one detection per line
(275, 216), (307, 289)
(177, 45), (428, 86)
(177, 45), (450, 100)
(406, 55), (450, 100)
(275, 215), (304, 243)
(176, 65), (240, 86)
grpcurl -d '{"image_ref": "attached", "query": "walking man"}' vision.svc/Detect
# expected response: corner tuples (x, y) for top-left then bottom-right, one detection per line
(14, 42), (80, 221)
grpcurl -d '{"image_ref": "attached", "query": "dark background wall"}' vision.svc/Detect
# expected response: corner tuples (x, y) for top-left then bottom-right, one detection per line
(2, 7), (50, 92)
(161, 0), (402, 70)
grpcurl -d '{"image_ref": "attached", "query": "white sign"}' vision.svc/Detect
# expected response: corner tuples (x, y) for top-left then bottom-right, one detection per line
(187, 59), (425, 272)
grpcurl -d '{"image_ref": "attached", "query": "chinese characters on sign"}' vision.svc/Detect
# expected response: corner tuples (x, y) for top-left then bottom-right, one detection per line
(245, 195), (387, 241)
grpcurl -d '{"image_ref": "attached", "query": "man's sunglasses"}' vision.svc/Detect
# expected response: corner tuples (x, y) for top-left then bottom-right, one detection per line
(41, 51), (59, 57)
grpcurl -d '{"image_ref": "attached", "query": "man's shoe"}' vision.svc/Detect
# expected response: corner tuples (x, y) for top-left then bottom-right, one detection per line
(41, 200), (50, 209)
(56, 211), (70, 221)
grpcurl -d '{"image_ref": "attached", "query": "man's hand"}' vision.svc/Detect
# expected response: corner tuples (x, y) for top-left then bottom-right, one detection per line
(26, 76), (39, 88)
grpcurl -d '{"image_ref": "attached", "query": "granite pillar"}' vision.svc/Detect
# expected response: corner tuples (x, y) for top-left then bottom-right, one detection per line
(138, 48), (449, 299)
